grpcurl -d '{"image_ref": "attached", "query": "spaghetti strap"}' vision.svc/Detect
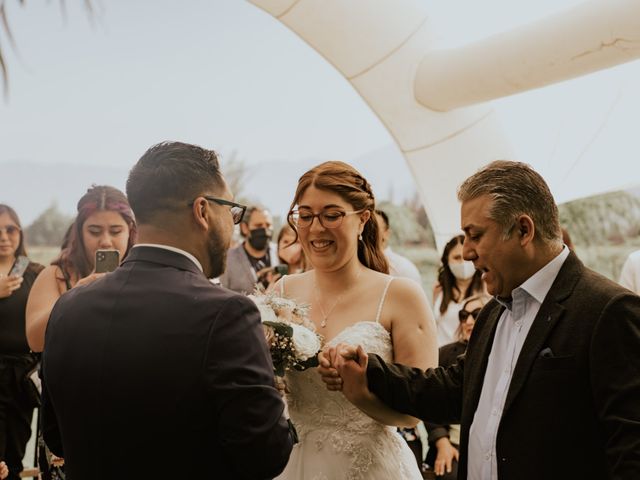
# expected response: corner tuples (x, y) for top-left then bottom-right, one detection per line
(375, 277), (394, 324)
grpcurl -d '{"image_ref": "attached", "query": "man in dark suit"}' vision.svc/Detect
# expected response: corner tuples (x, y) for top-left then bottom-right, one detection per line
(320, 160), (640, 479)
(42, 141), (295, 479)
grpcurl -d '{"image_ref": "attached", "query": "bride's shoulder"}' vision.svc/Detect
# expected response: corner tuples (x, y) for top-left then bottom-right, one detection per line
(385, 275), (428, 304)
(273, 270), (313, 296)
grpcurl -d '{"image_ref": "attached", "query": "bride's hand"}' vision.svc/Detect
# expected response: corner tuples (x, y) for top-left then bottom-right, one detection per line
(318, 347), (342, 391)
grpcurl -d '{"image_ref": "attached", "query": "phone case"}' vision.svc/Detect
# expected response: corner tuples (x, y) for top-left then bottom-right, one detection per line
(95, 250), (120, 273)
(9, 256), (30, 278)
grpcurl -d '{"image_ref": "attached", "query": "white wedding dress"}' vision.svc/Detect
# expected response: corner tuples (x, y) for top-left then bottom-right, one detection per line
(276, 278), (423, 480)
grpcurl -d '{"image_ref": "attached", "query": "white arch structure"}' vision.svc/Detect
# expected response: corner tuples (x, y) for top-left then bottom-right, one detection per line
(249, 0), (640, 250)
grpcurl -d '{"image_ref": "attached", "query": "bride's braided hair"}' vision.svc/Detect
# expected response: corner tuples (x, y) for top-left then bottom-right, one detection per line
(288, 161), (389, 274)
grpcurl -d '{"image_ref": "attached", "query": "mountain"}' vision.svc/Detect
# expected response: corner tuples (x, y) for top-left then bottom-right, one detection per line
(2, 144), (417, 225)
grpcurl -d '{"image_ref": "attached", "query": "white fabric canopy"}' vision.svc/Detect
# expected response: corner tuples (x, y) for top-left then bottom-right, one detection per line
(249, 0), (640, 250)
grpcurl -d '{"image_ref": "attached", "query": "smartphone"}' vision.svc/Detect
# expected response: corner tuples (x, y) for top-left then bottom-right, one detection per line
(95, 249), (120, 273)
(9, 255), (30, 278)
(273, 264), (289, 276)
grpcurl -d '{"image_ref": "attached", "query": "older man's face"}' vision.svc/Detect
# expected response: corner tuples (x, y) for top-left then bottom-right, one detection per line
(460, 195), (524, 299)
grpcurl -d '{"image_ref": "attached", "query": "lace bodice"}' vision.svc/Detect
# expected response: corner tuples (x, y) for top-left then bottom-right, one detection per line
(286, 321), (393, 433)
(285, 321), (418, 479)
(276, 276), (422, 480)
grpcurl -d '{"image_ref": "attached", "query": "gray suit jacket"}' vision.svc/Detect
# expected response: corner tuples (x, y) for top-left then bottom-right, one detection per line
(220, 242), (279, 294)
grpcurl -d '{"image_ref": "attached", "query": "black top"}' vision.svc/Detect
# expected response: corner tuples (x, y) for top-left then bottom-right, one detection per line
(0, 260), (44, 354)
(243, 243), (271, 271)
(243, 243), (272, 288)
(424, 340), (467, 445)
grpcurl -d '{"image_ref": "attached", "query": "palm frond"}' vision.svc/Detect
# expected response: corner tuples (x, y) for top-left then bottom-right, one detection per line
(0, 0), (96, 98)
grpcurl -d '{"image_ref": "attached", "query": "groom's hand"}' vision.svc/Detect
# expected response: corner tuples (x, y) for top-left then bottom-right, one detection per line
(318, 347), (343, 391)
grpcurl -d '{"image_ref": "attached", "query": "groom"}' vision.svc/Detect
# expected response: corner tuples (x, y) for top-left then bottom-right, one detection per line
(320, 161), (640, 479)
(41, 141), (295, 479)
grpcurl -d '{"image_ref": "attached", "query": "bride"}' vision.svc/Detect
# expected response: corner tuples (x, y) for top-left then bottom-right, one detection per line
(274, 161), (438, 480)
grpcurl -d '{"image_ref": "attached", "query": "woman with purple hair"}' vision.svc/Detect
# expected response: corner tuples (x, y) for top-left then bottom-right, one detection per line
(26, 185), (136, 353)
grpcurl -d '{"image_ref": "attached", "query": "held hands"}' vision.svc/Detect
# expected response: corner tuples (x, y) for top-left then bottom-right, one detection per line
(317, 343), (373, 406)
(0, 274), (23, 298)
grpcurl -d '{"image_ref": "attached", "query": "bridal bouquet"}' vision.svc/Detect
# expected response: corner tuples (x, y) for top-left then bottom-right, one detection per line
(248, 290), (322, 377)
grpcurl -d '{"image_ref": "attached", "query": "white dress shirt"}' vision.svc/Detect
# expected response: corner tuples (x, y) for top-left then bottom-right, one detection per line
(133, 243), (203, 272)
(619, 249), (640, 294)
(467, 246), (570, 480)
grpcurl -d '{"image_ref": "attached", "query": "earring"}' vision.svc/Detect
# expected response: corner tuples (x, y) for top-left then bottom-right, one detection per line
(358, 233), (363, 241)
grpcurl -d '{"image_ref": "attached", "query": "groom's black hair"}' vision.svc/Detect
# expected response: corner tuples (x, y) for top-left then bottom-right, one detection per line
(126, 141), (226, 224)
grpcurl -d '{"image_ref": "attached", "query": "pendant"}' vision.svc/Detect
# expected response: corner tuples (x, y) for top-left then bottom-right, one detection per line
(321, 318), (327, 328)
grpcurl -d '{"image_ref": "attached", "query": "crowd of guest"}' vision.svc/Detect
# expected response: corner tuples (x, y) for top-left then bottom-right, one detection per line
(1, 143), (639, 479)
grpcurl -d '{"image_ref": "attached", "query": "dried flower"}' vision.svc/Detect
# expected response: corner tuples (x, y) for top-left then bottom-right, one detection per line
(249, 289), (322, 377)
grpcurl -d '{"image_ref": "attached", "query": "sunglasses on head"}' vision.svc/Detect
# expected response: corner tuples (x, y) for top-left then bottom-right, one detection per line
(459, 308), (482, 322)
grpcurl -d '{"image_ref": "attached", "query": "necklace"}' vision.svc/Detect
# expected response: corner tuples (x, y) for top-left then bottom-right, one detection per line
(313, 268), (363, 328)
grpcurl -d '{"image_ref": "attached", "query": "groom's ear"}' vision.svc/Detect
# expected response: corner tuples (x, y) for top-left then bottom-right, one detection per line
(190, 197), (211, 232)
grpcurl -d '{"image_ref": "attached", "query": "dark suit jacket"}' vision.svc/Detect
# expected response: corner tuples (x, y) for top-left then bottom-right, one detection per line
(424, 341), (467, 447)
(367, 252), (640, 479)
(42, 246), (294, 480)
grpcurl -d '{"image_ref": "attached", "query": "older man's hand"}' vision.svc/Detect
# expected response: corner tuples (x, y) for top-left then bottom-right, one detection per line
(318, 343), (372, 406)
(333, 344), (371, 406)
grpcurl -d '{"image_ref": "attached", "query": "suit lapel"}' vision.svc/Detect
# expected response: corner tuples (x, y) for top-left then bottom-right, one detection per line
(502, 251), (582, 414)
(463, 302), (503, 425)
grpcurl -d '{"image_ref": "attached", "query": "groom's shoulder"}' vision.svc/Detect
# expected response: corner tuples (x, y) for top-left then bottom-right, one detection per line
(206, 284), (259, 315)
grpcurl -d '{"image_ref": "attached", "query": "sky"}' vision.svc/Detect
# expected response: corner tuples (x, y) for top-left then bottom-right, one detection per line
(1, 0), (639, 224)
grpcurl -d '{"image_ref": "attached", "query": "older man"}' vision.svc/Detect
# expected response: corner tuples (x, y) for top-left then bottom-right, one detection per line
(321, 161), (640, 479)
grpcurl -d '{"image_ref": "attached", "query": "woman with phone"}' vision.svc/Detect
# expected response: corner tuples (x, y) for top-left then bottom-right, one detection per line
(0, 204), (44, 480)
(26, 185), (137, 353)
(25, 186), (135, 479)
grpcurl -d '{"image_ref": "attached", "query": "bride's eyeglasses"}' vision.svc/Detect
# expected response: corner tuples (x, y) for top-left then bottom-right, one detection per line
(289, 209), (363, 229)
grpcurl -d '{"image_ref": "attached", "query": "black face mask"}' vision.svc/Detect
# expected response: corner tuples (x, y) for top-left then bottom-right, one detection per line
(247, 227), (271, 251)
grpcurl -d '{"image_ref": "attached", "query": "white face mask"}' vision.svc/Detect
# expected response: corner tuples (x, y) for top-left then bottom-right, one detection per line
(449, 260), (476, 280)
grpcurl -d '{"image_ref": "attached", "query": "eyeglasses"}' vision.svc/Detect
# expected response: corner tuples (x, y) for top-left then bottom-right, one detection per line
(459, 308), (482, 322)
(188, 196), (247, 225)
(289, 209), (363, 229)
(0, 226), (21, 237)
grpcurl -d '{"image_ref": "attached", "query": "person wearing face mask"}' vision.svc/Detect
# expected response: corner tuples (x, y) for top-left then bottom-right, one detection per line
(432, 235), (485, 346)
(220, 205), (281, 294)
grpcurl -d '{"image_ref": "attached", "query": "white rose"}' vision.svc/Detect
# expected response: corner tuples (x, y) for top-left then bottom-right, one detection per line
(290, 324), (321, 361)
